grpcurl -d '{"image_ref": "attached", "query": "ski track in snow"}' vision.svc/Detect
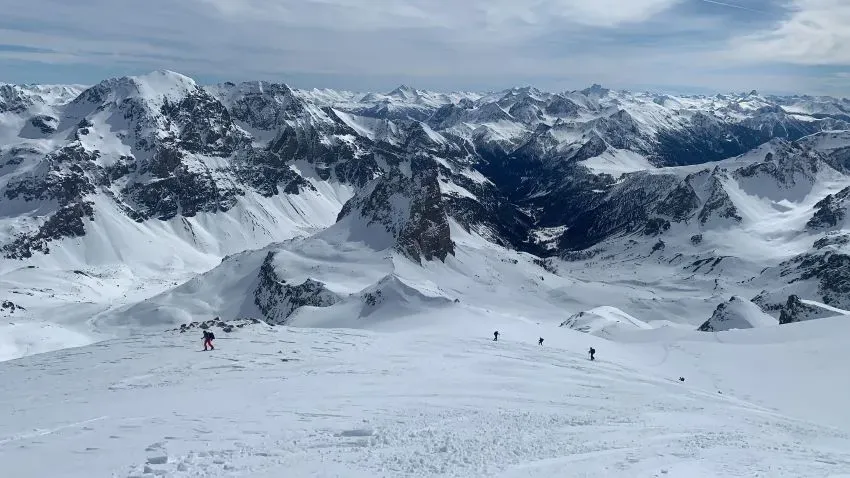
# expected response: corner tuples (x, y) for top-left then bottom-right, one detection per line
(2, 325), (850, 477)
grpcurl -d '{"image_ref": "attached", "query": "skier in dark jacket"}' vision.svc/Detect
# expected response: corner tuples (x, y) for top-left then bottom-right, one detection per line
(588, 347), (595, 361)
(203, 330), (215, 351)
(493, 331), (499, 341)
(538, 337), (544, 346)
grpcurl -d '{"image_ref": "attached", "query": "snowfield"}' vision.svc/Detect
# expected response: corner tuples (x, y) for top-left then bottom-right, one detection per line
(3, 316), (850, 478)
(3, 72), (850, 477)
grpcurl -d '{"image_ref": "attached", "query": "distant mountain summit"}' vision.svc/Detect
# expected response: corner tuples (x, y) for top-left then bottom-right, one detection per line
(1, 70), (850, 331)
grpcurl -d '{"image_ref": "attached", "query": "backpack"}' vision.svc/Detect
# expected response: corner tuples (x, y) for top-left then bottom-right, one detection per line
(209, 332), (215, 340)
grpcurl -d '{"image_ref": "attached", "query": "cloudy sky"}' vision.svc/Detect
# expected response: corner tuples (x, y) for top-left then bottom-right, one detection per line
(0, 0), (847, 95)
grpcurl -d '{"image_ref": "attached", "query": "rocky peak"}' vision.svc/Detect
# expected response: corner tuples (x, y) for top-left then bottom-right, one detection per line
(337, 156), (454, 263)
(70, 70), (199, 113)
(545, 95), (581, 118)
(211, 81), (304, 130)
(655, 177), (700, 222)
(581, 84), (610, 98)
(387, 84), (419, 101)
(697, 296), (776, 332)
(698, 169), (742, 226)
(252, 251), (340, 324)
(0, 84), (36, 113)
(807, 186), (850, 230)
(778, 295), (836, 324)
(159, 89), (247, 156)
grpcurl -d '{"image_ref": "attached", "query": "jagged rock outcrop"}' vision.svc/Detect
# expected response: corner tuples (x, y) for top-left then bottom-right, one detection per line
(252, 251), (340, 324)
(791, 251), (850, 308)
(337, 156), (455, 263)
(697, 296), (777, 332)
(2, 201), (94, 259)
(168, 317), (263, 333)
(655, 180), (701, 221)
(1, 300), (25, 314)
(778, 295), (836, 324)
(697, 171), (742, 226)
(754, 247), (850, 313)
(813, 233), (850, 250)
(807, 187), (850, 230)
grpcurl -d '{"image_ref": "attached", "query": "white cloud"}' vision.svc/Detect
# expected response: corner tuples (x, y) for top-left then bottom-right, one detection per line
(196, 0), (681, 30)
(0, 0), (845, 96)
(731, 0), (850, 65)
(0, 0), (685, 80)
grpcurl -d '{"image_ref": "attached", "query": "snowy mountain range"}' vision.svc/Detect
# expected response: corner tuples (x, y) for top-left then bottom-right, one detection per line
(1, 70), (850, 354)
(4, 70), (850, 477)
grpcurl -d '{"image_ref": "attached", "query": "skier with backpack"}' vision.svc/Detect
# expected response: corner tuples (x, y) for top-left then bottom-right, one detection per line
(493, 331), (499, 341)
(538, 337), (544, 346)
(588, 347), (595, 361)
(203, 330), (215, 351)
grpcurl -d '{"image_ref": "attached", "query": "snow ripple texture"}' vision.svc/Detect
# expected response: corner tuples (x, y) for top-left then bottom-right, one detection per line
(2, 325), (850, 477)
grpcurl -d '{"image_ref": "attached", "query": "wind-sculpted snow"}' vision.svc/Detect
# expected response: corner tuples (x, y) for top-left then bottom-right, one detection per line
(559, 306), (652, 338)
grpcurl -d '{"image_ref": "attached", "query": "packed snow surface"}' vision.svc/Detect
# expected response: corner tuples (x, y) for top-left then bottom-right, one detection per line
(3, 314), (850, 477)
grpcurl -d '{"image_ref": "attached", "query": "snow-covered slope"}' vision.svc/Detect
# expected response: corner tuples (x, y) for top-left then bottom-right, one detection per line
(97, 220), (572, 333)
(3, 315), (850, 477)
(559, 306), (653, 338)
(3, 73), (850, 476)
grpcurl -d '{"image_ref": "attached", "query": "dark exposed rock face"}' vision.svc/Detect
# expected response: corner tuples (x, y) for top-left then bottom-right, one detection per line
(5, 143), (99, 205)
(123, 146), (242, 221)
(2, 201), (94, 259)
(814, 234), (850, 250)
(698, 173), (742, 225)
(698, 301), (732, 332)
(252, 251), (340, 324)
(794, 252), (850, 308)
(652, 114), (763, 166)
(337, 156), (455, 263)
(29, 115), (58, 135)
(0, 85), (36, 114)
(760, 250), (850, 312)
(234, 147), (315, 197)
(655, 181), (701, 221)
(1, 300), (25, 314)
(557, 172), (679, 251)
(778, 295), (835, 324)
(160, 91), (248, 156)
(398, 159), (455, 262)
(222, 82), (304, 130)
(807, 187), (850, 230)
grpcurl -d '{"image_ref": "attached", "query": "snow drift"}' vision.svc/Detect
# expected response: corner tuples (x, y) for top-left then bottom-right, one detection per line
(559, 306), (652, 338)
(698, 296), (778, 332)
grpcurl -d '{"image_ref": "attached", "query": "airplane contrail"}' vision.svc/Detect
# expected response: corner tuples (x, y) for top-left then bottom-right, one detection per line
(695, 0), (766, 14)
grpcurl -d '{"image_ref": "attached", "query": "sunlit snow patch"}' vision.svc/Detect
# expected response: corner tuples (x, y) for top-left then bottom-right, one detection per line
(560, 306), (652, 338)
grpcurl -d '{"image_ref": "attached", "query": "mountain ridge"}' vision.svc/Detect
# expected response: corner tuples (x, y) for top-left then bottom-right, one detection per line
(1, 70), (850, 357)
